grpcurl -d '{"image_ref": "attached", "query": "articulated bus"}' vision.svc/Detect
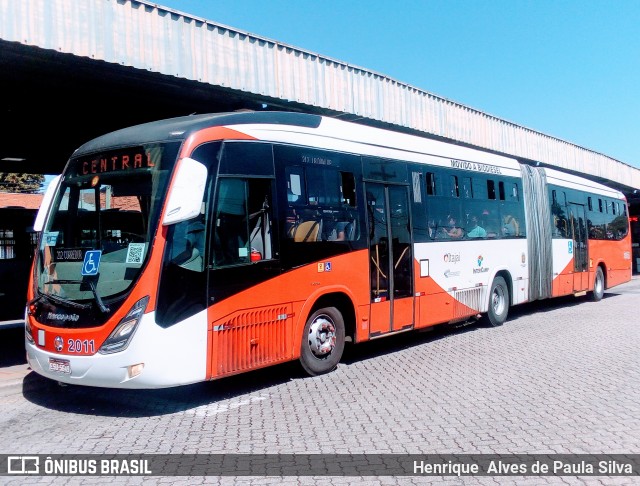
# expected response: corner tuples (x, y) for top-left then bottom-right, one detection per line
(25, 112), (632, 388)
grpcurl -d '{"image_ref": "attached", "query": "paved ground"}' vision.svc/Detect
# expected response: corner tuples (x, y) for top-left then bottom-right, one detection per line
(1, 278), (640, 485)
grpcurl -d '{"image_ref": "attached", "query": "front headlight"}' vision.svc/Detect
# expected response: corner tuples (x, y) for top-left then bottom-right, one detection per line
(99, 296), (149, 354)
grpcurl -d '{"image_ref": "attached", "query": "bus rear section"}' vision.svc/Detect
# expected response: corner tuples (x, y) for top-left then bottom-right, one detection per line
(545, 169), (632, 301)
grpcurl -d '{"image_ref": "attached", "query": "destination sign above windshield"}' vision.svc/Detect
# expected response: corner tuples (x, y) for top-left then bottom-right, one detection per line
(70, 148), (157, 177)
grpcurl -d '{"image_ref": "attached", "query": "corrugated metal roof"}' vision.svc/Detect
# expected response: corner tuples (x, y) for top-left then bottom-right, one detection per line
(2, 0), (639, 190)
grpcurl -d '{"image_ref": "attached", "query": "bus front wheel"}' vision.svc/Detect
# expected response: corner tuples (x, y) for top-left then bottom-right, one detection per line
(300, 307), (345, 376)
(485, 276), (509, 327)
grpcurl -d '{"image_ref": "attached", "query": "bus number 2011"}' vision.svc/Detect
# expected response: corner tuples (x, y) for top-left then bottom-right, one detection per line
(67, 339), (95, 354)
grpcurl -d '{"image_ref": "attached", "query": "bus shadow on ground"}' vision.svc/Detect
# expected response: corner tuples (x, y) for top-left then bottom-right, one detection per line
(508, 291), (619, 319)
(19, 291), (619, 417)
(341, 291), (619, 366)
(21, 361), (302, 418)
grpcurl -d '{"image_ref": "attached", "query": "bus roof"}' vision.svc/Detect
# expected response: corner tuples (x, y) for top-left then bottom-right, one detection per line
(73, 112), (322, 156)
(71, 112), (626, 200)
(545, 166), (625, 200)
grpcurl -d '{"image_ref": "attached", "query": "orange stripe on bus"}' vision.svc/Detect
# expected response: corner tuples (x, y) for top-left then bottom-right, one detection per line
(180, 126), (257, 158)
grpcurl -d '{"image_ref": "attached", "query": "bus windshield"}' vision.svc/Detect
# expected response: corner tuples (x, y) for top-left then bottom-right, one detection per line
(36, 143), (178, 309)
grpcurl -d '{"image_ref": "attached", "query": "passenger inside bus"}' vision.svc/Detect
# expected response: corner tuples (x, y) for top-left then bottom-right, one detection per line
(502, 214), (520, 237)
(326, 218), (356, 241)
(552, 214), (567, 238)
(466, 214), (487, 238)
(444, 216), (463, 239)
(335, 221), (354, 241)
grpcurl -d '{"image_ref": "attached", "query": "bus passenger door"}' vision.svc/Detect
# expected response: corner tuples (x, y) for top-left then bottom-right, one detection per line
(366, 183), (414, 335)
(568, 203), (589, 292)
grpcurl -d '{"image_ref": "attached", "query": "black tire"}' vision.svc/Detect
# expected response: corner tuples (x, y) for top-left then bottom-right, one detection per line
(485, 276), (509, 327)
(300, 306), (345, 376)
(591, 266), (605, 302)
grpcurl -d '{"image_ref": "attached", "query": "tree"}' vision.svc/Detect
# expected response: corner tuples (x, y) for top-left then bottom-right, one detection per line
(0, 173), (45, 193)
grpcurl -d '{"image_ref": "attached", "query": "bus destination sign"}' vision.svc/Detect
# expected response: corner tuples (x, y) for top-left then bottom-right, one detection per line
(72, 149), (156, 177)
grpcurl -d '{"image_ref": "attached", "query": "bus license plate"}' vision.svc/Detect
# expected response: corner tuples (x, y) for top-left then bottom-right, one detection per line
(49, 358), (71, 374)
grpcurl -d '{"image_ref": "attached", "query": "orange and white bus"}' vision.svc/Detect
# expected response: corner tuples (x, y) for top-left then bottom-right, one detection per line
(25, 112), (632, 388)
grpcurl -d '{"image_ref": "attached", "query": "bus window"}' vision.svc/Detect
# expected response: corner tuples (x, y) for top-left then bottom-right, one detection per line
(213, 178), (273, 266)
(167, 218), (206, 271)
(498, 181), (505, 201)
(450, 175), (459, 198)
(464, 212), (487, 238)
(430, 201), (463, 240)
(247, 181), (274, 259)
(307, 167), (340, 206)
(588, 207), (605, 239)
(463, 203), (491, 238)
(487, 180), (496, 200)
(425, 172), (436, 196)
(286, 166), (305, 205)
(219, 142), (274, 176)
(284, 164), (357, 242)
(461, 177), (473, 198)
(501, 203), (525, 238)
(610, 213), (629, 240)
(511, 183), (519, 201)
(340, 172), (356, 207)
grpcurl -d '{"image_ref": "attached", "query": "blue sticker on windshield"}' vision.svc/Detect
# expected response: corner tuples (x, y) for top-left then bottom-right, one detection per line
(568, 241), (573, 254)
(81, 250), (102, 276)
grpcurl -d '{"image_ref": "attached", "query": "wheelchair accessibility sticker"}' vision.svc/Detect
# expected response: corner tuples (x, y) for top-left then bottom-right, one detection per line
(317, 262), (332, 272)
(81, 250), (102, 276)
(568, 241), (573, 254)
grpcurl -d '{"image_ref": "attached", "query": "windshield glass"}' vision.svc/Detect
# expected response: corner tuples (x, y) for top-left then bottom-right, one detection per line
(36, 143), (179, 307)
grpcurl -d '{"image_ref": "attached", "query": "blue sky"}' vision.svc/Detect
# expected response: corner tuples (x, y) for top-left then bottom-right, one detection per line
(157, 0), (640, 168)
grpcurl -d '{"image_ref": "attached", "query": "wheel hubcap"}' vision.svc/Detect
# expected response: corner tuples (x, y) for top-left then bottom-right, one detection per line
(596, 274), (603, 294)
(308, 315), (336, 358)
(492, 286), (505, 315)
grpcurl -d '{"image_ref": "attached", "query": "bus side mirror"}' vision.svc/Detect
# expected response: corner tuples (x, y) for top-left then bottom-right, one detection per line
(162, 157), (208, 226)
(34, 175), (62, 232)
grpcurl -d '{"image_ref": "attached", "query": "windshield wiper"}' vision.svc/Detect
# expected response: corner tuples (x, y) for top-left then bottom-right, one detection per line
(87, 279), (110, 314)
(41, 291), (91, 310)
(45, 279), (110, 313)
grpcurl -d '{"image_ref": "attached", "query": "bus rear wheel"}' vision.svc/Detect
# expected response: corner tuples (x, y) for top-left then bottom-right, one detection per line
(485, 276), (509, 327)
(591, 266), (605, 302)
(300, 307), (345, 376)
